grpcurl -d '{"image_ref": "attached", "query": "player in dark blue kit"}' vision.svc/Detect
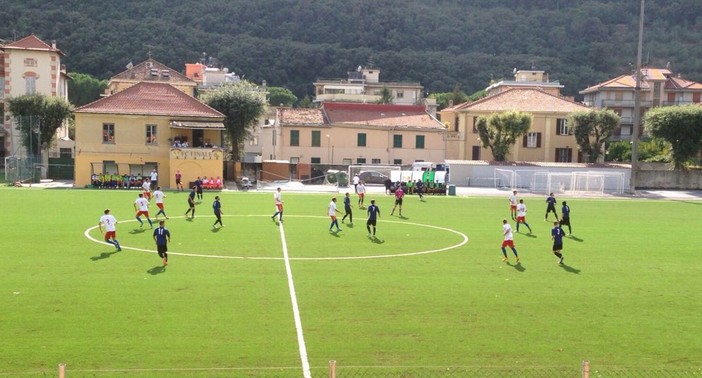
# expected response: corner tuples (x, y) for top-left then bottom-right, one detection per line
(341, 192), (353, 224)
(366, 199), (380, 237)
(560, 201), (571, 235)
(551, 221), (565, 264)
(153, 220), (171, 266)
(545, 192), (558, 221)
(212, 196), (224, 228)
(195, 177), (203, 201)
(185, 186), (196, 219)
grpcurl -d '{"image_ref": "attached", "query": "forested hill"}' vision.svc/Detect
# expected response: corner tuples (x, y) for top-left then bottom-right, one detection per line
(2, 0), (701, 99)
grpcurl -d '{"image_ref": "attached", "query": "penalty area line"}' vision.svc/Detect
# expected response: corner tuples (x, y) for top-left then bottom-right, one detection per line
(278, 222), (312, 378)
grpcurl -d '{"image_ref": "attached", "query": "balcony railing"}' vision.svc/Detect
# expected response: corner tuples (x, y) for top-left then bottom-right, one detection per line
(661, 100), (701, 107)
(601, 99), (653, 108)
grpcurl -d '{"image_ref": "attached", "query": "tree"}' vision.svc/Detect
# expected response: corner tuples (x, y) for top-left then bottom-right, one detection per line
(202, 80), (267, 161)
(68, 72), (108, 107)
(378, 87), (394, 104)
(430, 86), (469, 110)
(476, 111), (532, 161)
(7, 94), (73, 157)
(267, 86), (298, 107)
(570, 109), (620, 163)
(643, 105), (702, 169)
(298, 95), (314, 108)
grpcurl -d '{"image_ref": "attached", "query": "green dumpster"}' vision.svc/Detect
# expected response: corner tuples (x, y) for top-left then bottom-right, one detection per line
(448, 185), (456, 196)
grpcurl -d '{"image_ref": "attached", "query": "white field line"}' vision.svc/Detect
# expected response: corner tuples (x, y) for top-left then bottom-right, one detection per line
(84, 215), (469, 261)
(278, 221), (312, 378)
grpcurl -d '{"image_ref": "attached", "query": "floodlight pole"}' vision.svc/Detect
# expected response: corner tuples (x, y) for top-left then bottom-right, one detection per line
(629, 0), (645, 194)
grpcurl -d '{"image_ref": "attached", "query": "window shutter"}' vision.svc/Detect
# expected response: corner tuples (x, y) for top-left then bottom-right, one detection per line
(567, 148), (573, 162)
(537, 133), (542, 148)
(556, 121), (561, 135)
(522, 135), (527, 147)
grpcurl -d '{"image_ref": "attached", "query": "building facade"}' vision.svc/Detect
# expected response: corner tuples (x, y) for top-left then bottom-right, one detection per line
(580, 67), (702, 141)
(440, 88), (588, 162)
(74, 82), (225, 188)
(256, 102), (446, 167)
(0, 34), (70, 159)
(106, 58), (196, 97)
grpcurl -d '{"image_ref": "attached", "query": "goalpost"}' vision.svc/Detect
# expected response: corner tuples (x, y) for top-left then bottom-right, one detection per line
(494, 168), (525, 189)
(530, 171), (626, 195)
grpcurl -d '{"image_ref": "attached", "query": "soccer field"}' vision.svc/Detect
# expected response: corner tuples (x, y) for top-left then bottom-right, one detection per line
(1, 187), (701, 377)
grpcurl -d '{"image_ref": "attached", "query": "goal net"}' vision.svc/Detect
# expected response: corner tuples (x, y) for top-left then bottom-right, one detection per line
(531, 172), (574, 193)
(531, 171), (626, 195)
(494, 168), (525, 189)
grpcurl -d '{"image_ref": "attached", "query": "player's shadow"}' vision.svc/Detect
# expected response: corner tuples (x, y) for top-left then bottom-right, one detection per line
(344, 223), (354, 229)
(559, 263), (581, 274)
(185, 217), (194, 222)
(90, 251), (119, 261)
(129, 228), (147, 234)
(508, 261), (526, 272)
(328, 230), (342, 238)
(370, 236), (385, 244)
(211, 226), (222, 233)
(567, 235), (583, 242)
(520, 232), (537, 238)
(396, 215), (409, 220)
(147, 266), (166, 275)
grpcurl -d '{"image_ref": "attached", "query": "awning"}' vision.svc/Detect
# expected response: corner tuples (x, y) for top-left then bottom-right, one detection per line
(170, 121), (225, 129)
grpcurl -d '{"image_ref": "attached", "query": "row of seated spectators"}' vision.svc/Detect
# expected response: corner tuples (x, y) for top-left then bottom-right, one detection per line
(90, 173), (150, 189)
(190, 177), (224, 190)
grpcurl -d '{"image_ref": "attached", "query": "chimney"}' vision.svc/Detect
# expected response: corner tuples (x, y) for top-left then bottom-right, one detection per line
(51, 40), (56, 49)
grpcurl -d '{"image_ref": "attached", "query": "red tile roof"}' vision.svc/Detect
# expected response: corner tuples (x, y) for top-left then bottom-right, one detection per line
(75, 82), (223, 119)
(110, 58), (194, 85)
(278, 108), (325, 126)
(1, 34), (64, 55)
(451, 88), (588, 112)
(665, 76), (702, 90)
(322, 102), (443, 129)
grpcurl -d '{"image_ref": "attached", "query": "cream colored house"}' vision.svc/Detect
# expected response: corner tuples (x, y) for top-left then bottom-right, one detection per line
(106, 58), (196, 97)
(74, 82), (225, 188)
(267, 102), (446, 166)
(441, 88), (588, 162)
(580, 67), (702, 141)
(0, 34), (71, 159)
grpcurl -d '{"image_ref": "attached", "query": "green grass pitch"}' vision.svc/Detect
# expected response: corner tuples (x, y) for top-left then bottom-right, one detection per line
(1, 187), (700, 377)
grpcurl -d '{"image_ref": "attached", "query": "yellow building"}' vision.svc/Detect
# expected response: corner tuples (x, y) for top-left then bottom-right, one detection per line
(269, 102), (446, 166)
(441, 88), (588, 162)
(74, 82), (225, 188)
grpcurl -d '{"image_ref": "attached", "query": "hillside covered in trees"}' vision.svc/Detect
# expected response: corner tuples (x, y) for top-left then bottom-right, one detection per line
(2, 0), (701, 100)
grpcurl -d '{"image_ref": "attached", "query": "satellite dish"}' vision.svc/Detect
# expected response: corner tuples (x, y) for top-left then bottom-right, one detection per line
(126, 61), (133, 69)
(357, 65), (362, 72)
(513, 67), (517, 74)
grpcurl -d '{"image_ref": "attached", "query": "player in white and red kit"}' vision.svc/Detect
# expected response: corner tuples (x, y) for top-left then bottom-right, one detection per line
(153, 186), (168, 219)
(501, 219), (519, 262)
(509, 190), (518, 220)
(134, 193), (153, 228)
(271, 187), (283, 223)
(515, 199), (532, 233)
(142, 178), (151, 200)
(99, 209), (121, 251)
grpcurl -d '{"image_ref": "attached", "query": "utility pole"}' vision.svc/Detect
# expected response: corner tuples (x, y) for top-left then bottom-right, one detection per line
(629, 0), (645, 194)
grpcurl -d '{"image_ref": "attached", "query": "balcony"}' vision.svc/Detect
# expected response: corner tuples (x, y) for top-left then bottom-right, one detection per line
(314, 93), (381, 103)
(601, 99), (653, 108)
(661, 100), (700, 107)
(446, 131), (464, 141)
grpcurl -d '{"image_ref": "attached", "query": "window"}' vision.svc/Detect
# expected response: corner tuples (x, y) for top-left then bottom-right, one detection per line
(396, 91), (404, 99)
(523, 132), (541, 148)
(415, 135), (425, 149)
(102, 123), (115, 144)
(393, 159), (402, 165)
(24, 58), (37, 67)
(311, 130), (321, 147)
(311, 157), (321, 164)
(555, 147), (573, 162)
(472, 146), (481, 160)
(357, 133), (367, 147)
(472, 116), (479, 133)
(372, 158), (381, 164)
(556, 119), (570, 135)
(25, 76), (36, 94)
(145, 124), (157, 145)
(356, 158), (366, 164)
(290, 130), (299, 146)
(248, 136), (259, 146)
(454, 116), (459, 132)
(393, 134), (403, 148)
